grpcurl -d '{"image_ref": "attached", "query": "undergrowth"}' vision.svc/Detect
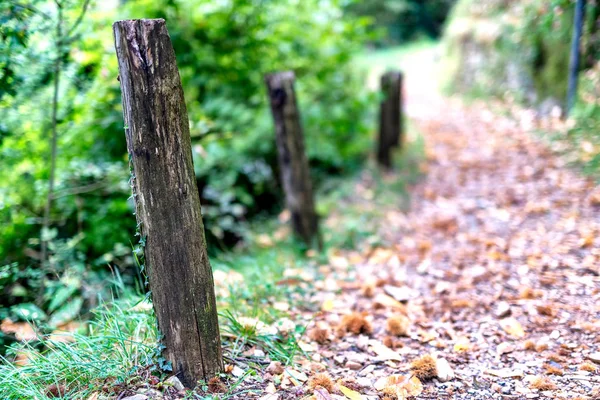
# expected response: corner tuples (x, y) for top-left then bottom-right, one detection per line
(0, 300), (158, 400)
(0, 125), (425, 400)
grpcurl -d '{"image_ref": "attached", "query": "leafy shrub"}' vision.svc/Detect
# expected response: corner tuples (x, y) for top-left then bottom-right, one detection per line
(0, 0), (374, 333)
(441, 0), (600, 105)
(118, 0), (375, 243)
(568, 62), (600, 174)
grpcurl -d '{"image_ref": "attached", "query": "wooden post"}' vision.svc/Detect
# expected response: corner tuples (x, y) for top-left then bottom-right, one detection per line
(377, 71), (403, 169)
(113, 19), (222, 387)
(567, 0), (587, 114)
(265, 71), (320, 248)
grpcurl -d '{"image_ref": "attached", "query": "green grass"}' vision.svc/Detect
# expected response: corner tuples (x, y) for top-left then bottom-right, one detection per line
(0, 300), (158, 400)
(0, 139), (425, 397)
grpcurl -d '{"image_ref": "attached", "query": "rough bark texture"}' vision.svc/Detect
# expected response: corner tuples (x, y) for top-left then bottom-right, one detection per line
(265, 71), (320, 248)
(377, 71), (404, 169)
(113, 19), (222, 387)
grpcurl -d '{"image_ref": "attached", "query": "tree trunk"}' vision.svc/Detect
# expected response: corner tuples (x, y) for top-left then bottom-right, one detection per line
(567, 0), (587, 114)
(377, 71), (403, 169)
(265, 71), (320, 248)
(113, 19), (222, 387)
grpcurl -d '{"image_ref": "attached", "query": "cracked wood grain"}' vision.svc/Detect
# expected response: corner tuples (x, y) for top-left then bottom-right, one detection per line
(113, 19), (222, 387)
(265, 71), (320, 248)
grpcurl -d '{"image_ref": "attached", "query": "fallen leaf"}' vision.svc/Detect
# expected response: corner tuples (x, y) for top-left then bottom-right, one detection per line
(284, 368), (308, 385)
(404, 376), (424, 396)
(265, 382), (276, 394)
(314, 388), (332, 400)
(500, 317), (525, 338)
(373, 293), (406, 310)
(384, 285), (418, 303)
(258, 394), (279, 400)
(453, 336), (471, 353)
(321, 299), (335, 312)
(485, 368), (524, 378)
(374, 375), (423, 397)
(0, 318), (37, 341)
(436, 358), (455, 382)
(339, 385), (363, 400)
(371, 342), (403, 361)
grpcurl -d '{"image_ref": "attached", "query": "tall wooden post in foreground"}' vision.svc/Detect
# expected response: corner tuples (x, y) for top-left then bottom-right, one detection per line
(265, 71), (320, 248)
(567, 0), (587, 114)
(377, 71), (404, 169)
(113, 19), (222, 387)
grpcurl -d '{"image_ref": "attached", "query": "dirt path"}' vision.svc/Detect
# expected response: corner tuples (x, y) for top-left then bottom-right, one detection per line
(260, 53), (600, 399)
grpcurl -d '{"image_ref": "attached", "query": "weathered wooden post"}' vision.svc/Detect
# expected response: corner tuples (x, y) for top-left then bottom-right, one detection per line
(265, 71), (320, 248)
(377, 71), (404, 169)
(113, 19), (222, 387)
(567, 0), (587, 114)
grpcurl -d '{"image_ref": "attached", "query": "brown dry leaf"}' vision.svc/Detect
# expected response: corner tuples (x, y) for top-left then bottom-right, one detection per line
(284, 369), (308, 386)
(374, 375), (403, 390)
(579, 233), (595, 248)
(500, 317), (525, 338)
(14, 349), (34, 366)
(373, 293), (407, 310)
(48, 330), (76, 344)
(1, 318), (37, 341)
(371, 341), (404, 361)
(313, 388), (332, 400)
(265, 382), (277, 394)
(375, 375), (423, 398)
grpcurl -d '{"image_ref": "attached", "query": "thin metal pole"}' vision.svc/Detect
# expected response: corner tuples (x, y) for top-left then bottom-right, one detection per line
(567, 0), (587, 115)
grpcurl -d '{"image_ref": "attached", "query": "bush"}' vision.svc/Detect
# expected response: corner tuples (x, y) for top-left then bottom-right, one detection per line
(0, 0), (374, 333)
(568, 62), (600, 174)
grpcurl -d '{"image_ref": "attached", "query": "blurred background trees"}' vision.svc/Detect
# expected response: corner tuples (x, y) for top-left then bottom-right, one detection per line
(441, 0), (600, 170)
(344, 0), (457, 45)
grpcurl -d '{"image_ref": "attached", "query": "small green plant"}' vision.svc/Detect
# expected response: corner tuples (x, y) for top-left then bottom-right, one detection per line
(0, 299), (158, 400)
(220, 310), (307, 366)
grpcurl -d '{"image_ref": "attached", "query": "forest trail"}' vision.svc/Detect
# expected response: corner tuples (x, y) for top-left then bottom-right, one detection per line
(260, 49), (600, 399)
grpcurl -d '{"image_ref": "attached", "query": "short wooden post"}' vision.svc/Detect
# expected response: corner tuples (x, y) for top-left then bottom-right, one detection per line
(265, 71), (320, 248)
(377, 71), (403, 169)
(113, 19), (222, 387)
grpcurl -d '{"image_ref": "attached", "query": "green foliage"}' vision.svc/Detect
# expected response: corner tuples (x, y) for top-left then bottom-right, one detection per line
(441, 0), (600, 104)
(518, 0), (574, 101)
(0, 0), (374, 336)
(344, 0), (457, 45)
(117, 0), (374, 242)
(441, 0), (600, 175)
(0, 125), (425, 395)
(568, 62), (600, 175)
(0, 299), (158, 400)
